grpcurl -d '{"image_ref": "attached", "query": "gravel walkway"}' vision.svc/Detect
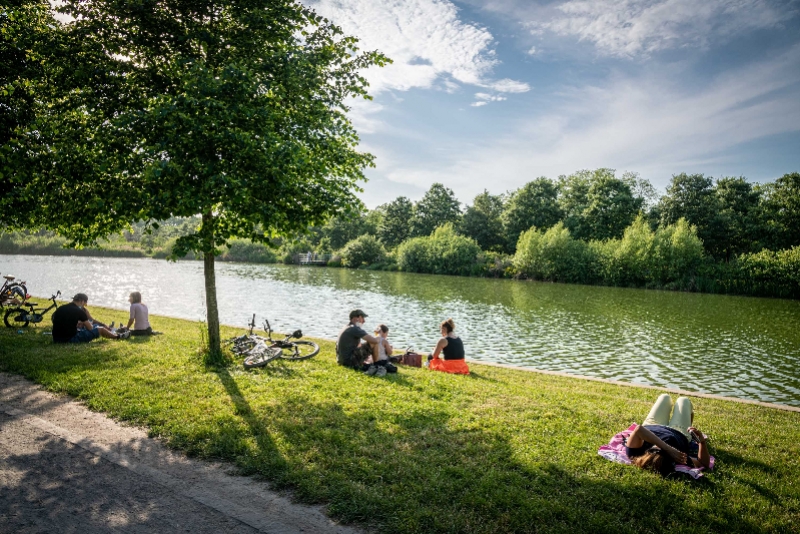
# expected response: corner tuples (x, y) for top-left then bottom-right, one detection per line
(0, 372), (361, 533)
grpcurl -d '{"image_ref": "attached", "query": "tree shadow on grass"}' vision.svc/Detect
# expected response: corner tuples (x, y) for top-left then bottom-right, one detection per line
(256, 394), (779, 534)
(710, 449), (782, 503)
(215, 368), (290, 479)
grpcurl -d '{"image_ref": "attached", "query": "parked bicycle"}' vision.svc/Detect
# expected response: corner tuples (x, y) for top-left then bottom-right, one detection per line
(227, 314), (320, 369)
(4, 291), (61, 328)
(0, 274), (28, 308)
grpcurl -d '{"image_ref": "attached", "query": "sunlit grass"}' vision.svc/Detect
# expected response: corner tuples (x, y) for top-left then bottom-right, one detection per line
(1, 303), (798, 533)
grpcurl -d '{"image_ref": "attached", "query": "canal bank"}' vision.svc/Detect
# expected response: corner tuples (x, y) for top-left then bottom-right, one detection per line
(4, 254), (800, 407)
(1, 307), (798, 533)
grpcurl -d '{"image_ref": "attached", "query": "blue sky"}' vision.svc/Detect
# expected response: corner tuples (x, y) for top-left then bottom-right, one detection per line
(305, 0), (800, 208)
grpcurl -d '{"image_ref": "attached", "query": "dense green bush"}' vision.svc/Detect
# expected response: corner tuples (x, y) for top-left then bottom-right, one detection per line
(220, 239), (277, 263)
(651, 218), (705, 285)
(397, 224), (482, 276)
(714, 246), (800, 298)
(339, 235), (386, 267)
(513, 223), (596, 283)
(513, 217), (705, 288)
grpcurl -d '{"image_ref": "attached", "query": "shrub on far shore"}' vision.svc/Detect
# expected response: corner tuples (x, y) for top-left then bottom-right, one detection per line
(220, 239), (277, 263)
(396, 224), (482, 276)
(513, 223), (596, 283)
(339, 235), (386, 267)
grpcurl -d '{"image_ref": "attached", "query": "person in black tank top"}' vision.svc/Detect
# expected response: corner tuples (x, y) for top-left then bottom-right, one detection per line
(441, 335), (464, 360)
(430, 318), (464, 360)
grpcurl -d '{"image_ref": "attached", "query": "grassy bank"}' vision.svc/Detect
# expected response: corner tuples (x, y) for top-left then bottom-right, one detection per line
(1, 304), (798, 533)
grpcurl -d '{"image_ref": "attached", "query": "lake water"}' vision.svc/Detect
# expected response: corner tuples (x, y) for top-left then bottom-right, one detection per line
(3, 254), (800, 406)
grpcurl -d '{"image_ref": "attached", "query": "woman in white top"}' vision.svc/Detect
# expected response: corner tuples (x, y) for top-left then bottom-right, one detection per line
(126, 291), (152, 336)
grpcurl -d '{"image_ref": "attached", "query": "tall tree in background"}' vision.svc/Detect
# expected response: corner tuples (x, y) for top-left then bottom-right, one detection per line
(411, 183), (461, 237)
(377, 196), (413, 249)
(461, 190), (505, 252)
(715, 177), (765, 259)
(17, 0), (388, 360)
(659, 173), (726, 259)
(501, 178), (561, 252)
(557, 171), (592, 239)
(582, 174), (642, 241)
(557, 169), (646, 242)
(762, 172), (800, 251)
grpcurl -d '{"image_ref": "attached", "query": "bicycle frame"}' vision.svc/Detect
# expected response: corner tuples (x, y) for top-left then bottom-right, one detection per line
(13, 291), (61, 324)
(262, 318), (303, 347)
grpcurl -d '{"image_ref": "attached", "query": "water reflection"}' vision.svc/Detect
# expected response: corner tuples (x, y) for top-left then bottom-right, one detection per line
(3, 254), (799, 406)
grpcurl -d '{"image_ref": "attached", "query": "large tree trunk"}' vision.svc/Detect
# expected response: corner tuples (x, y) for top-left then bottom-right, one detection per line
(202, 212), (221, 358)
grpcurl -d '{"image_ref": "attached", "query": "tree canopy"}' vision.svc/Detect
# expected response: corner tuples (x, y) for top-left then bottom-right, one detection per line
(7, 0), (388, 358)
(501, 178), (561, 252)
(461, 190), (506, 252)
(411, 183), (461, 237)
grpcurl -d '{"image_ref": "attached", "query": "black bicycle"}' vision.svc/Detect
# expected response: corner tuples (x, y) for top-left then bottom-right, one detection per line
(4, 291), (61, 328)
(0, 274), (28, 308)
(228, 314), (320, 368)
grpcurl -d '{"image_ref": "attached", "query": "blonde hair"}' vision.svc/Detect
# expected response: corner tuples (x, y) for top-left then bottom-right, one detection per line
(129, 291), (142, 304)
(374, 324), (389, 334)
(440, 318), (455, 333)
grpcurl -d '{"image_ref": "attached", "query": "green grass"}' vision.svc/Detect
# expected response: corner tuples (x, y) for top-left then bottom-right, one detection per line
(1, 304), (798, 533)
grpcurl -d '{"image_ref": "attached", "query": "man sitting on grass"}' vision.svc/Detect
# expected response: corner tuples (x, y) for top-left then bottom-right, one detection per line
(52, 293), (129, 343)
(336, 309), (377, 370)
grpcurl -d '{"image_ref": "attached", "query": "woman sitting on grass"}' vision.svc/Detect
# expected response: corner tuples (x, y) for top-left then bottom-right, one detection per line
(428, 318), (469, 375)
(625, 393), (711, 475)
(126, 291), (152, 336)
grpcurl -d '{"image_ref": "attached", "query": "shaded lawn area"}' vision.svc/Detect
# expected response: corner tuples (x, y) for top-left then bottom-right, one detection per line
(1, 304), (798, 533)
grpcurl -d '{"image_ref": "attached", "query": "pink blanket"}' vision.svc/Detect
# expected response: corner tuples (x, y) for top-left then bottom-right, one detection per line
(598, 424), (715, 479)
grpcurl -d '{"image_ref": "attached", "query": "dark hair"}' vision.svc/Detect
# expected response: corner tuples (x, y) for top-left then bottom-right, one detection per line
(631, 448), (675, 477)
(374, 324), (389, 334)
(129, 291), (142, 304)
(73, 293), (89, 303)
(440, 318), (455, 333)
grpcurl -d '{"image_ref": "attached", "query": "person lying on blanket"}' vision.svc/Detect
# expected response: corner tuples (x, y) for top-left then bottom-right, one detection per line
(625, 394), (711, 476)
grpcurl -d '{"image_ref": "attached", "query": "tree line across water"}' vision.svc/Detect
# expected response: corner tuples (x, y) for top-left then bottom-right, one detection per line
(5, 168), (799, 298)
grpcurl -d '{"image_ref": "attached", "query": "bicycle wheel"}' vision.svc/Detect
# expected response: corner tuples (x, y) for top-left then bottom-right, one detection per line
(4, 307), (29, 328)
(243, 346), (282, 369)
(280, 340), (320, 361)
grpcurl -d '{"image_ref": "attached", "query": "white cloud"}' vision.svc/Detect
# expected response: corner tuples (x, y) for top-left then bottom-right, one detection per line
(474, 93), (506, 101)
(530, 0), (797, 58)
(306, 0), (529, 94)
(484, 78), (531, 93)
(471, 92), (507, 106)
(376, 44), (800, 200)
(527, 46), (537, 55)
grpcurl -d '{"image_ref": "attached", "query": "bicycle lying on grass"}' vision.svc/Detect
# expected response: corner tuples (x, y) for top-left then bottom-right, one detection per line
(227, 314), (320, 369)
(4, 291), (60, 328)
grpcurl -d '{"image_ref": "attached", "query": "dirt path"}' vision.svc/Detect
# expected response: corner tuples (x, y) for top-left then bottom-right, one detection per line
(0, 372), (362, 533)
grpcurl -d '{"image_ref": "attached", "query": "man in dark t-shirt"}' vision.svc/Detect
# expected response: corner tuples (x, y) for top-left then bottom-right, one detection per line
(336, 309), (377, 369)
(52, 293), (129, 343)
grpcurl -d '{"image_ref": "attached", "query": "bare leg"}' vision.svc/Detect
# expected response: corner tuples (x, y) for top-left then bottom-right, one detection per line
(97, 327), (119, 339)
